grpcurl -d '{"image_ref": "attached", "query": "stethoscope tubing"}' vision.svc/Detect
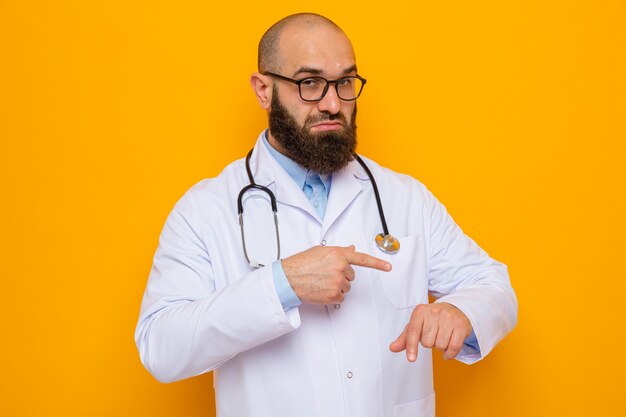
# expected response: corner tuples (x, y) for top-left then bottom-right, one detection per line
(237, 147), (398, 268)
(353, 154), (390, 237)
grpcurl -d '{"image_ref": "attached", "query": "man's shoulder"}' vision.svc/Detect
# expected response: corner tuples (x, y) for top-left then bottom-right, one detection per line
(173, 156), (246, 212)
(189, 157), (245, 192)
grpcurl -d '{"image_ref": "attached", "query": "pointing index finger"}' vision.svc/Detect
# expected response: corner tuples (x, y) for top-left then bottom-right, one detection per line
(345, 250), (392, 272)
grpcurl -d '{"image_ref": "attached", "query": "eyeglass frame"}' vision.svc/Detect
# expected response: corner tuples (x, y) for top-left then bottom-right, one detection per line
(263, 71), (367, 102)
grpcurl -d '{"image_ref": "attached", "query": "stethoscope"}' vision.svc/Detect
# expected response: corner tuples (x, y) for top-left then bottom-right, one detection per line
(237, 148), (400, 268)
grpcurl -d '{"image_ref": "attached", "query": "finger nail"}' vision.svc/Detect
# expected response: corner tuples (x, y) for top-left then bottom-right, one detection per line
(384, 263), (391, 271)
(408, 352), (416, 361)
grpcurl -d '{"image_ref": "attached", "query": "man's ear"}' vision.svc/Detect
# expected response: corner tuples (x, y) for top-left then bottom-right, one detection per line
(250, 73), (272, 109)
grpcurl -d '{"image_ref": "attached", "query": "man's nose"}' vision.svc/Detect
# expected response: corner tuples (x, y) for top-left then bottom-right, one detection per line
(316, 84), (341, 114)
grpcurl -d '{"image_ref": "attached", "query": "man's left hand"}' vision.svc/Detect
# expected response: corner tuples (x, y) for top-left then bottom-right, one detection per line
(389, 302), (472, 361)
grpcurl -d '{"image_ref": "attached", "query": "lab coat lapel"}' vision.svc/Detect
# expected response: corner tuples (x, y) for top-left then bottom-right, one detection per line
(321, 160), (367, 237)
(248, 134), (321, 221)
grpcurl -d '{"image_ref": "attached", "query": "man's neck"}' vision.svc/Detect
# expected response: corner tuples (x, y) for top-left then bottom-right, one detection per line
(266, 130), (291, 158)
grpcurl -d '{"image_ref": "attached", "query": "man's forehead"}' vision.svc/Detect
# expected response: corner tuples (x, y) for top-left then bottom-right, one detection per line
(276, 24), (356, 76)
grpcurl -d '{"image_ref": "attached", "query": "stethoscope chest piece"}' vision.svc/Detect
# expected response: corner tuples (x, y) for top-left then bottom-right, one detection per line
(375, 233), (400, 254)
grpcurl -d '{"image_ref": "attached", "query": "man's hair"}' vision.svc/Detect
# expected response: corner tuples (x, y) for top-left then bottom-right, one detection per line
(258, 13), (342, 73)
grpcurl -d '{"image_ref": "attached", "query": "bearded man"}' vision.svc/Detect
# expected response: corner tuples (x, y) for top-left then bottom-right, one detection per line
(135, 13), (517, 417)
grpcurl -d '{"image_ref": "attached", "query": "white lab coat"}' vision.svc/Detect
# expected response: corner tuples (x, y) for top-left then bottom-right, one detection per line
(135, 131), (517, 417)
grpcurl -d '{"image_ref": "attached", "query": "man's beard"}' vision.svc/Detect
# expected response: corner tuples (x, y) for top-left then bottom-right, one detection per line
(268, 89), (357, 175)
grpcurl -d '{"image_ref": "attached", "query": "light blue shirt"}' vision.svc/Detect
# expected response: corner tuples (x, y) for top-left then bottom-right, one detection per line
(262, 132), (479, 353)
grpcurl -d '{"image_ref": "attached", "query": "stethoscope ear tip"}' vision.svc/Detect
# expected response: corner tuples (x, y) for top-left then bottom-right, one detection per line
(375, 233), (400, 254)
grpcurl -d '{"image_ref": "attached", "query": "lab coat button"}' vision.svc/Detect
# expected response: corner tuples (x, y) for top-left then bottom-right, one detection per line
(333, 304), (340, 309)
(320, 240), (327, 246)
(347, 372), (353, 379)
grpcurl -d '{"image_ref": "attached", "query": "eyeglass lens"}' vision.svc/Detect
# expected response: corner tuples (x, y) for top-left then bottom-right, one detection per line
(300, 77), (363, 101)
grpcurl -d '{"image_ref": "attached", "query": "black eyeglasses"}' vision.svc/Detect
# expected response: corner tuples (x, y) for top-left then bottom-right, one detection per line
(264, 72), (367, 102)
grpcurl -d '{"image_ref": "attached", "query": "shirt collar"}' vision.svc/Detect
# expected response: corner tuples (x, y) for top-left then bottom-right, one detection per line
(262, 130), (332, 191)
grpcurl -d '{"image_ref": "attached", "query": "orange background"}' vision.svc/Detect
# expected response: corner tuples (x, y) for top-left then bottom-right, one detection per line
(1, 1), (625, 416)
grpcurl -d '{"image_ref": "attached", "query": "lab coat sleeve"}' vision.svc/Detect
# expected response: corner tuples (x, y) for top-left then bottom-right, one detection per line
(424, 189), (518, 364)
(135, 190), (301, 383)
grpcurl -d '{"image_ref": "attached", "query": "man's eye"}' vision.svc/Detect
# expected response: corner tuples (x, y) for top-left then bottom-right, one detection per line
(338, 78), (353, 87)
(301, 78), (321, 88)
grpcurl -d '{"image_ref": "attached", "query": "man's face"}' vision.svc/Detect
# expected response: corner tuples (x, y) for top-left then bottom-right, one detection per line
(267, 25), (359, 174)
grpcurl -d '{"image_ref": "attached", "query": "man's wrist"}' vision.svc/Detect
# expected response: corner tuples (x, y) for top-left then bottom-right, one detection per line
(271, 260), (302, 310)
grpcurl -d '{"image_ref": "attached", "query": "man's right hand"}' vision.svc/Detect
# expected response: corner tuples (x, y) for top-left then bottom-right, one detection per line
(281, 245), (392, 304)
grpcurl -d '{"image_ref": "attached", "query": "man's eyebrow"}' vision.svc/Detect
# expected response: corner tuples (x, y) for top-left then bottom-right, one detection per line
(292, 65), (358, 77)
(293, 67), (323, 77)
(342, 65), (357, 75)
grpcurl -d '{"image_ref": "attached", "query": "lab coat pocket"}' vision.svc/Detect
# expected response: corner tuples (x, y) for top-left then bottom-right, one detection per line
(379, 235), (428, 309)
(394, 392), (435, 417)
